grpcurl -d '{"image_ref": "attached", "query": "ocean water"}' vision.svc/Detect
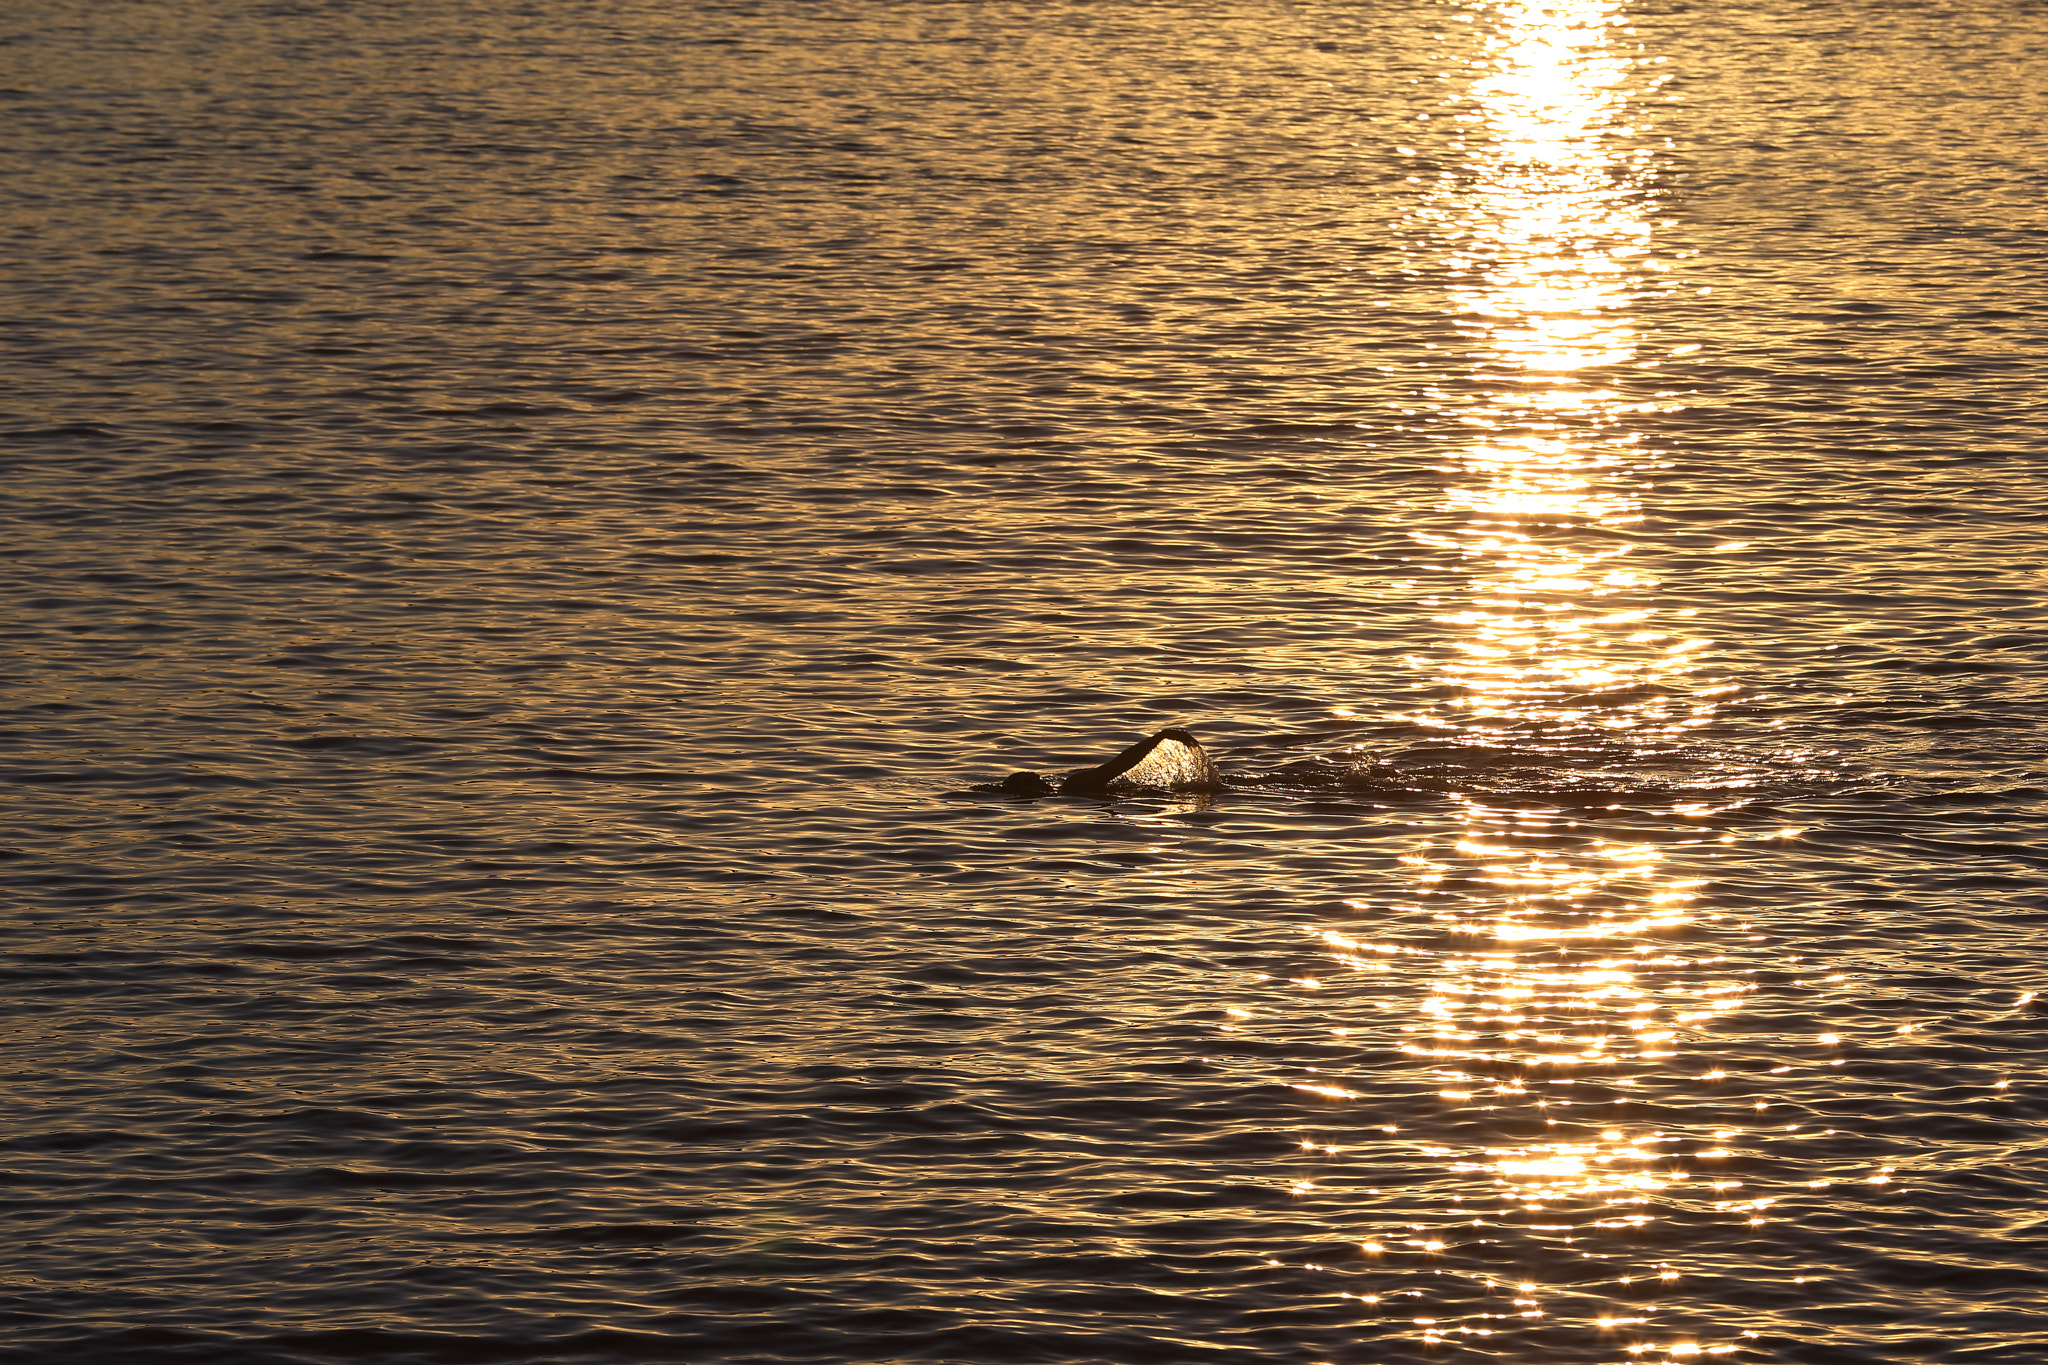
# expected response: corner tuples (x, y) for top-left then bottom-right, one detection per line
(4, 1), (2047, 1362)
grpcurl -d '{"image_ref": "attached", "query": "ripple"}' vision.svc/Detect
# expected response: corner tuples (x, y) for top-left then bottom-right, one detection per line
(3, 0), (2048, 1362)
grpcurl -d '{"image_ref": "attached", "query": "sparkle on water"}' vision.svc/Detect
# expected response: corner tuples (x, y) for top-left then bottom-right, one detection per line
(1322, 2), (1748, 1359)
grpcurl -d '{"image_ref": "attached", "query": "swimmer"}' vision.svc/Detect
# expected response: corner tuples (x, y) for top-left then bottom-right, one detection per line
(988, 726), (1224, 797)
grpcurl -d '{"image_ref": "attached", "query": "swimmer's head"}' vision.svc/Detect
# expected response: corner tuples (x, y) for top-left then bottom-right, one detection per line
(997, 771), (1058, 797)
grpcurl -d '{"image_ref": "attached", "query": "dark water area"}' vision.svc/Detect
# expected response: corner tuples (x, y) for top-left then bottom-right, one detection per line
(5, 1), (2048, 1362)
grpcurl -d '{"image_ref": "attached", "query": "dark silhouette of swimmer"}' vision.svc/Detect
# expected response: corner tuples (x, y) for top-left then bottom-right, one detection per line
(991, 727), (1223, 797)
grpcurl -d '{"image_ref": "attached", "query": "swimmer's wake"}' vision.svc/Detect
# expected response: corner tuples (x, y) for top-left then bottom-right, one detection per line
(972, 726), (1826, 804)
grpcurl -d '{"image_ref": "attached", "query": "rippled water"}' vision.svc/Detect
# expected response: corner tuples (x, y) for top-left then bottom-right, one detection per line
(5, 1), (2048, 1362)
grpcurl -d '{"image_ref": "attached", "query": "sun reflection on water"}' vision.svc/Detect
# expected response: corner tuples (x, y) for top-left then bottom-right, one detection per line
(1395, 0), (1702, 750)
(1319, 2), (1754, 1360)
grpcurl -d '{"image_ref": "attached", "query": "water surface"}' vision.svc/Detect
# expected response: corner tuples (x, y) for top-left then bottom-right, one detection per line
(5, 1), (2048, 1362)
